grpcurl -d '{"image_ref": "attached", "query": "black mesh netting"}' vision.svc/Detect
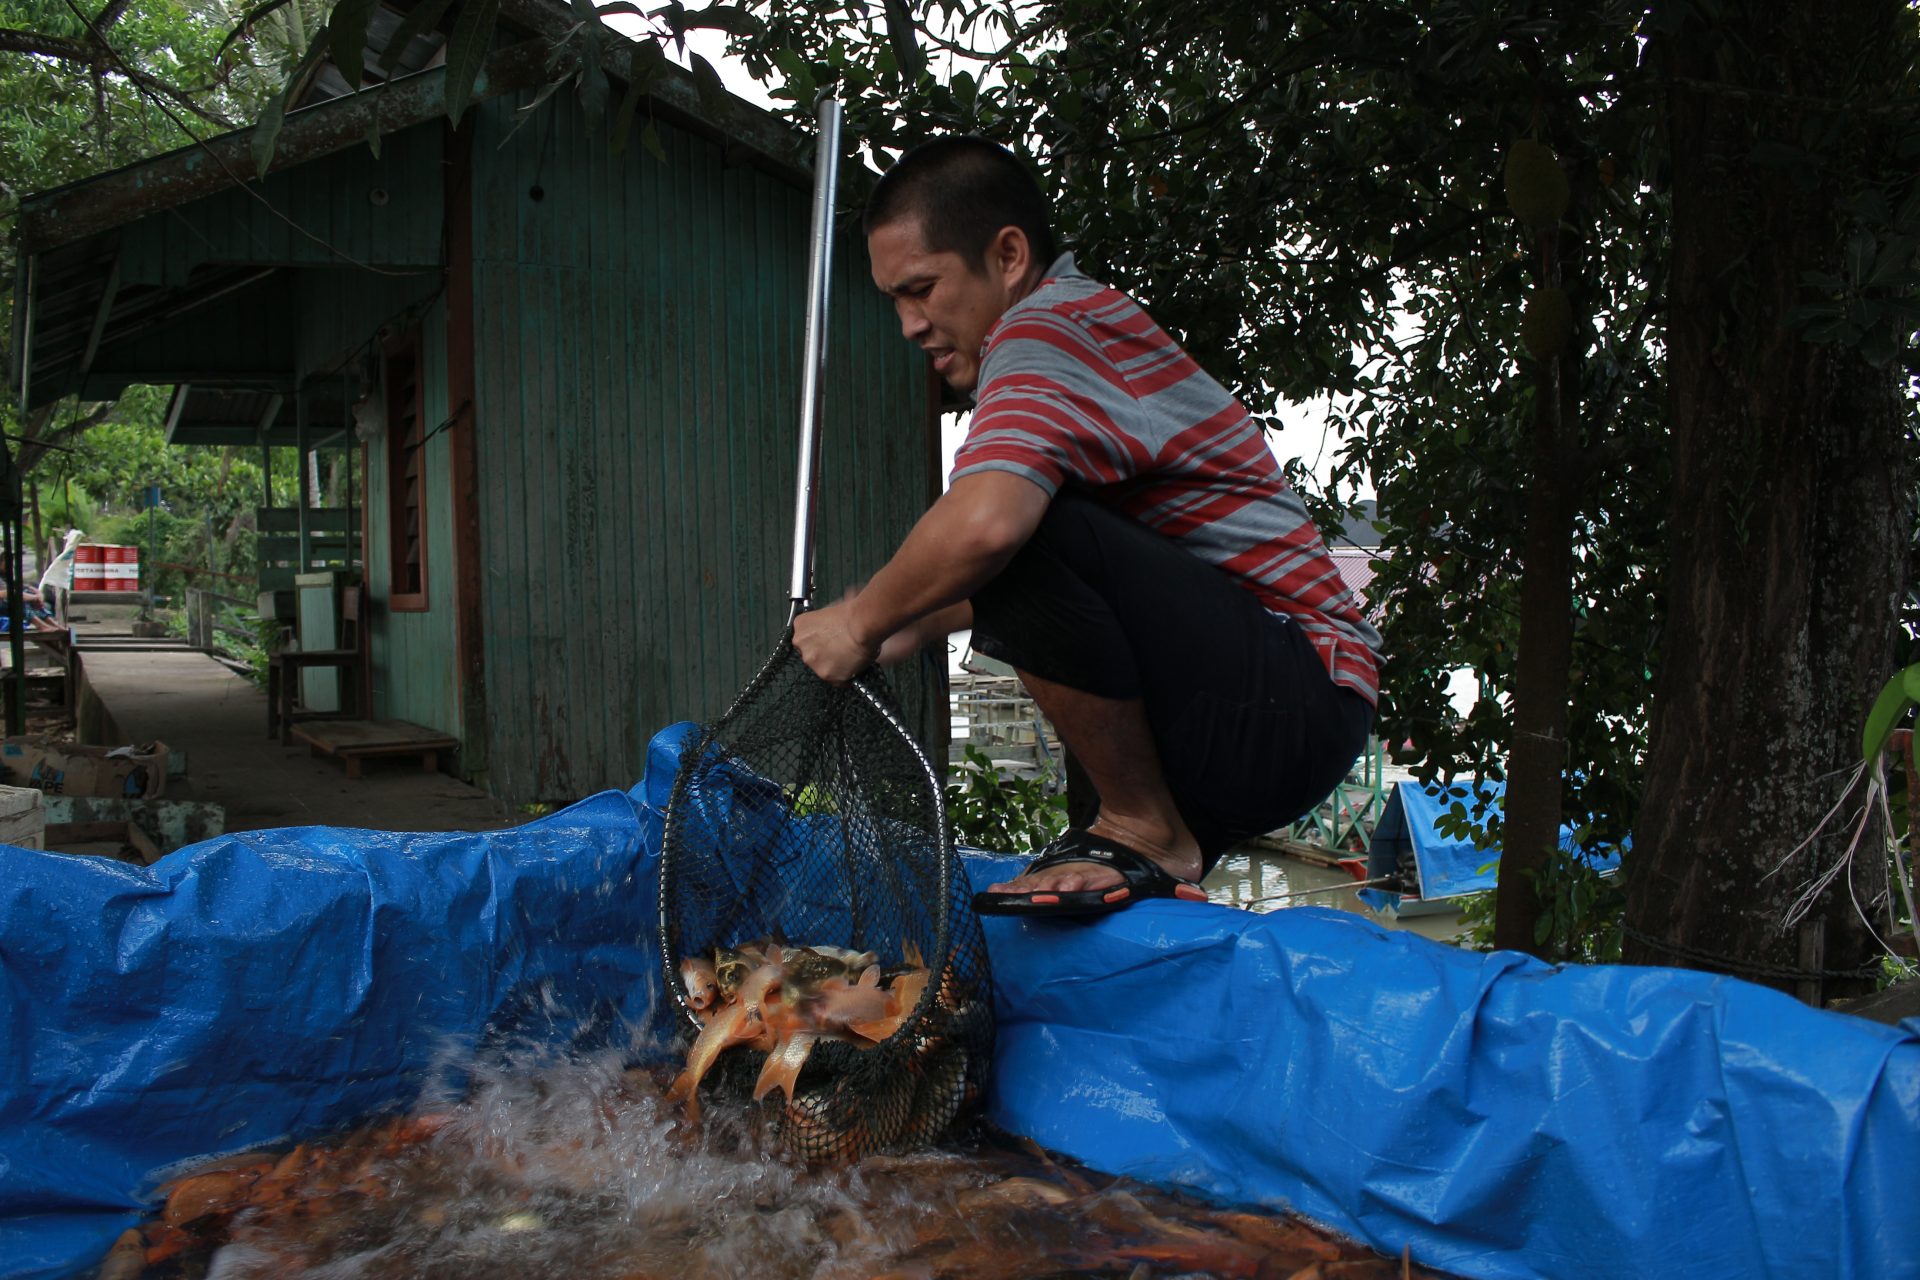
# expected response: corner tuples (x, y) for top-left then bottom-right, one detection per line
(657, 636), (993, 1160)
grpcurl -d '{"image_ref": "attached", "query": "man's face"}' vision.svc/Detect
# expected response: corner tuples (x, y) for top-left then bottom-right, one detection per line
(868, 217), (1035, 393)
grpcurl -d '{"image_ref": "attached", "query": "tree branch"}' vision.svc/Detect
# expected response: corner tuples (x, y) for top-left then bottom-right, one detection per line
(0, 21), (237, 128)
(0, 27), (96, 63)
(14, 400), (116, 475)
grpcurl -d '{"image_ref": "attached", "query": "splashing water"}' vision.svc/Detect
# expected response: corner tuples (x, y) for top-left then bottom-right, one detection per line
(180, 1049), (929, 1280)
(133, 1042), (1438, 1280)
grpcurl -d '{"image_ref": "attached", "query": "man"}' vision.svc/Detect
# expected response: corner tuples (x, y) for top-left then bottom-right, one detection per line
(794, 136), (1379, 916)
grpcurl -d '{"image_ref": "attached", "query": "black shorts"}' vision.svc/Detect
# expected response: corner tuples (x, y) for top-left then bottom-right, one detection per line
(969, 490), (1374, 865)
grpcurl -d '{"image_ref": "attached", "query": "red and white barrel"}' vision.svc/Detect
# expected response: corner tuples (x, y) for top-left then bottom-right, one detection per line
(72, 545), (107, 591)
(103, 545), (139, 591)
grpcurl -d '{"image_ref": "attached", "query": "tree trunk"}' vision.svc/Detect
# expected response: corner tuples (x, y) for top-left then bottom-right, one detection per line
(1626, 0), (1913, 999)
(1496, 337), (1579, 955)
(1495, 152), (1592, 958)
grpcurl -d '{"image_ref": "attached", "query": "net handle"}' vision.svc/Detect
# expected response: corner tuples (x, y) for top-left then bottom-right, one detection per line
(787, 97), (843, 620)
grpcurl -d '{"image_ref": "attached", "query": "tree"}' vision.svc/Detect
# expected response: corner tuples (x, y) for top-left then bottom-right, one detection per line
(1624, 0), (1918, 995)
(0, 0), (312, 473)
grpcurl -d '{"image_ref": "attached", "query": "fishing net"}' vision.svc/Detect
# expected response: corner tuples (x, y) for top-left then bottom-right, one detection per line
(657, 634), (992, 1160)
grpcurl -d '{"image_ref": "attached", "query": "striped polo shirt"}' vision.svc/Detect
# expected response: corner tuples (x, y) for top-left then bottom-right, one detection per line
(951, 253), (1383, 705)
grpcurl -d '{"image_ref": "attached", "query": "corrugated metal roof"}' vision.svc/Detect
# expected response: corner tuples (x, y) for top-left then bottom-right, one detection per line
(1329, 546), (1388, 624)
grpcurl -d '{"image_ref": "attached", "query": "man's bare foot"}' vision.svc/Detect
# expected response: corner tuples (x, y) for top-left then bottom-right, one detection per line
(983, 815), (1207, 903)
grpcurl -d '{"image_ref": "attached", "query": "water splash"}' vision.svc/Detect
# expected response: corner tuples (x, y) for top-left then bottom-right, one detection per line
(195, 1046), (957, 1280)
(145, 1039), (1430, 1280)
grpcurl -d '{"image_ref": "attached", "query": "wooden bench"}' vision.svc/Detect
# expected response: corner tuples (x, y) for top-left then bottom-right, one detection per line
(289, 719), (459, 779)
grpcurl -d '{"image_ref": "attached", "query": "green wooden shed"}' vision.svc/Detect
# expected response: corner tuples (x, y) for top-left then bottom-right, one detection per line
(8, 0), (943, 802)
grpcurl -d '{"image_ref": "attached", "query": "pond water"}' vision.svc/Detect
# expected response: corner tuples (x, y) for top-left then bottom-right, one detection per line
(115, 1046), (1439, 1280)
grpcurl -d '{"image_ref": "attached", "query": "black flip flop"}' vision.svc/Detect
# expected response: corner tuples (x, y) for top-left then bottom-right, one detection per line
(972, 828), (1208, 918)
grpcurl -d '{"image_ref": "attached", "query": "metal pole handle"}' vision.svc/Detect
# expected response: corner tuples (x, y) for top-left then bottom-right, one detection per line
(787, 97), (842, 622)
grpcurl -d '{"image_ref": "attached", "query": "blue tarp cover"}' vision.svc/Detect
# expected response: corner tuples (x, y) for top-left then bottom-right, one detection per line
(2, 722), (1916, 1279)
(1366, 780), (1623, 902)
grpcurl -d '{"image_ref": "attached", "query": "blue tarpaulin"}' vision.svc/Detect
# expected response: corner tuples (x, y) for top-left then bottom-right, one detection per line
(1366, 779), (1624, 904)
(2, 722), (1916, 1279)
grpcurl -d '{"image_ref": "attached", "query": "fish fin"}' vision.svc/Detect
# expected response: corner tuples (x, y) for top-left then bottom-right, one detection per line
(857, 963), (881, 987)
(847, 1013), (901, 1042)
(753, 1033), (819, 1103)
(670, 1001), (747, 1115)
(890, 968), (931, 1019)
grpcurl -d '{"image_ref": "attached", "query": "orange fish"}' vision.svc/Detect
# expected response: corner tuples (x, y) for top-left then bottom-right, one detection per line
(849, 966), (929, 1044)
(680, 956), (720, 1012)
(666, 954), (784, 1124)
(752, 1030), (821, 1102)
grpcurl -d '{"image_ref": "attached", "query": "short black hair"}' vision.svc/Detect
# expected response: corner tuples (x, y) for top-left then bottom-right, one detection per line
(863, 136), (1056, 272)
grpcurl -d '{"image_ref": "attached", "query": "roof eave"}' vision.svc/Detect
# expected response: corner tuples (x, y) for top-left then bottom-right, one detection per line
(15, 29), (811, 257)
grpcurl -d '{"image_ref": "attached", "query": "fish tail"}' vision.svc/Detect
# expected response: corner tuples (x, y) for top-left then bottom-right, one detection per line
(753, 1033), (819, 1103)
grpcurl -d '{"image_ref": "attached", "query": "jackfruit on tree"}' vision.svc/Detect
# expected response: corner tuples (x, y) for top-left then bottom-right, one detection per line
(1521, 287), (1573, 361)
(1504, 140), (1569, 230)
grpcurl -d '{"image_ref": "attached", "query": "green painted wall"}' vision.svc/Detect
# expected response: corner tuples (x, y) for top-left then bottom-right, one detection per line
(467, 94), (938, 802)
(361, 294), (462, 736)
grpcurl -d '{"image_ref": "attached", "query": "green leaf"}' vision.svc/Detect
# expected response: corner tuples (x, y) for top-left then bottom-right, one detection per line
(1861, 664), (1920, 763)
(253, 28), (332, 178)
(329, 0), (381, 90)
(379, 0), (455, 74)
(443, 0), (501, 126)
(610, 39), (666, 153)
(882, 0), (924, 80)
(688, 50), (727, 118)
(772, 46), (813, 100)
(684, 4), (761, 36)
(215, 0), (300, 65)
(640, 118), (666, 162)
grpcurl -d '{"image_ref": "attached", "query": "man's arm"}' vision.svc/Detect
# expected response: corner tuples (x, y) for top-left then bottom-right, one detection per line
(793, 471), (1052, 683)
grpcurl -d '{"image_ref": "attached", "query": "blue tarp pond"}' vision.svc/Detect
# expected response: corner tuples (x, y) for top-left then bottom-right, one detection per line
(3, 722), (1917, 1278)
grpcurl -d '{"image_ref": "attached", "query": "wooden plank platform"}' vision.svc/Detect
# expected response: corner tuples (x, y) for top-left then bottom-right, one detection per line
(289, 719), (458, 779)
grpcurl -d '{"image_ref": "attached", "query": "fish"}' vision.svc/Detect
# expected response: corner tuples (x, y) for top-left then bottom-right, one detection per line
(679, 956), (720, 1012)
(752, 1030), (821, 1102)
(897, 1042), (966, 1149)
(802, 969), (894, 1038)
(669, 937), (946, 1149)
(665, 999), (761, 1124)
(780, 1080), (871, 1162)
(848, 965), (928, 1043)
(714, 937), (781, 997)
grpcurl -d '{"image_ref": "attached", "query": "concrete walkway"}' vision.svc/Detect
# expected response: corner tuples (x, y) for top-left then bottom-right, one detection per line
(69, 609), (515, 835)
